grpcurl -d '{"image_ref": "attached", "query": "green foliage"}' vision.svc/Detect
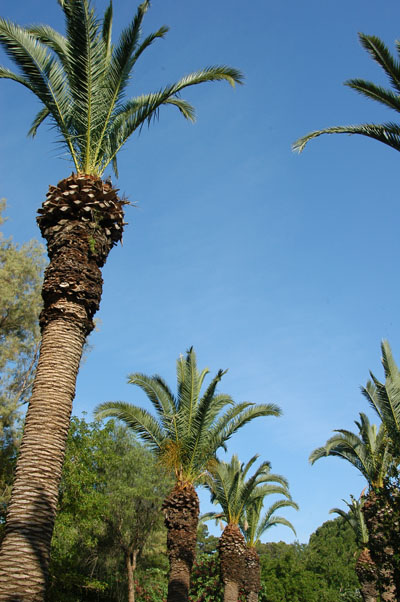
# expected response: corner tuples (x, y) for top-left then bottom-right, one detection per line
(48, 415), (172, 601)
(95, 348), (281, 486)
(0, 0), (243, 176)
(258, 517), (361, 602)
(293, 33), (400, 154)
(189, 554), (245, 602)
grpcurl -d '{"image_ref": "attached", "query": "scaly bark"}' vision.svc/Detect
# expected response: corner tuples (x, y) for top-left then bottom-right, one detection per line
(0, 175), (126, 601)
(356, 547), (378, 602)
(162, 482), (199, 602)
(244, 547), (261, 602)
(219, 523), (246, 602)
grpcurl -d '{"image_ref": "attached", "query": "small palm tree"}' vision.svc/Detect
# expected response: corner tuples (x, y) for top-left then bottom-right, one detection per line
(95, 349), (280, 602)
(202, 454), (291, 602)
(241, 497), (298, 602)
(0, 1), (243, 597)
(293, 33), (400, 154)
(330, 497), (378, 602)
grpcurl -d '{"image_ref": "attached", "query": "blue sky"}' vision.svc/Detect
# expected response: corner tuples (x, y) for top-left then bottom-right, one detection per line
(2, 0), (400, 544)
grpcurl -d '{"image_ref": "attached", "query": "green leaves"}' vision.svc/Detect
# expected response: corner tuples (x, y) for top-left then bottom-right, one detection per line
(293, 30), (400, 154)
(95, 347), (279, 486)
(0, 0), (243, 176)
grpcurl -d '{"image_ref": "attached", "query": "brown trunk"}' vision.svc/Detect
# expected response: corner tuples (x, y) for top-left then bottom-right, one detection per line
(162, 482), (199, 602)
(0, 175), (126, 601)
(244, 547), (260, 602)
(355, 548), (378, 602)
(218, 523), (246, 602)
(126, 550), (137, 602)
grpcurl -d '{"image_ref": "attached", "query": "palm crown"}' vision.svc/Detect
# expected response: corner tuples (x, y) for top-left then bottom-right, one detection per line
(293, 33), (400, 154)
(95, 348), (281, 485)
(241, 496), (298, 547)
(0, 0), (243, 177)
(202, 453), (292, 526)
(330, 495), (369, 548)
(309, 412), (392, 489)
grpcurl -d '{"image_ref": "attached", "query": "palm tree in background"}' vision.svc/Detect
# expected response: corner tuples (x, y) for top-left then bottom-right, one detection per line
(202, 454), (292, 602)
(95, 348), (280, 602)
(0, 1), (243, 598)
(330, 496), (378, 602)
(241, 496), (298, 602)
(310, 411), (397, 600)
(293, 33), (400, 154)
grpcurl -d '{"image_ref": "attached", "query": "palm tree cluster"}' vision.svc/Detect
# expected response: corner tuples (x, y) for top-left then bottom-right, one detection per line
(95, 347), (297, 602)
(310, 341), (400, 602)
(0, 1), (242, 599)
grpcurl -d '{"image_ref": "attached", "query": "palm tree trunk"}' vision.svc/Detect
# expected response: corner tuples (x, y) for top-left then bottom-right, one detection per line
(355, 547), (378, 602)
(0, 174), (125, 601)
(244, 547), (260, 602)
(219, 523), (246, 602)
(162, 482), (199, 602)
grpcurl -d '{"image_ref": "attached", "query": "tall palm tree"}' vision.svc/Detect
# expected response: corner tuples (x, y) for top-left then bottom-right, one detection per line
(202, 454), (292, 602)
(0, 2), (243, 598)
(293, 33), (400, 154)
(310, 411), (397, 601)
(241, 496), (298, 602)
(330, 497), (378, 602)
(95, 348), (280, 602)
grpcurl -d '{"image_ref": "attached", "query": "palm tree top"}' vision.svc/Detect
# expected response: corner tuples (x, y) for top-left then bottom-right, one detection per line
(330, 495), (369, 547)
(292, 32), (400, 154)
(202, 453), (291, 526)
(309, 411), (392, 489)
(95, 348), (281, 486)
(242, 496), (298, 547)
(0, 0), (243, 177)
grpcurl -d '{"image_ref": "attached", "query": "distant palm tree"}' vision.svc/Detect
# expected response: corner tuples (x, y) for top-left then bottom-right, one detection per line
(202, 454), (291, 602)
(293, 33), (400, 154)
(330, 497), (378, 602)
(0, 1), (243, 598)
(241, 496), (298, 602)
(95, 349), (280, 602)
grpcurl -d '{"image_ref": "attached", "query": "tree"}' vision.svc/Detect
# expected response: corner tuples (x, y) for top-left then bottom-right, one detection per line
(293, 32), (400, 153)
(0, 1), (243, 597)
(241, 497), (298, 602)
(95, 348), (280, 602)
(202, 454), (292, 602)
(0, 200), (44, 534)
(309, 411), (397, 600)
(330, 497), (378, 602)
(48, 416), (172, 602)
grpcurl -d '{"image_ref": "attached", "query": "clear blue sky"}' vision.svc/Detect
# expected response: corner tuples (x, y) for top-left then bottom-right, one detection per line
(1, 0), (400, 544)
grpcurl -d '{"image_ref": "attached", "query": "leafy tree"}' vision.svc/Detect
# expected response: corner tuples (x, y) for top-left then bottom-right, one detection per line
(48, 415), (172, 602)
(330, 497), (378, 602)
(202, 454), (291, 602)
(293, 32), (400, 153)
(0, 1), (243, 596)
(0, 200), (44, 534)
(95, 348), (280, 602)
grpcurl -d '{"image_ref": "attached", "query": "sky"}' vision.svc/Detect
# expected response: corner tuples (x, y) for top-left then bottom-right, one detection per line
(1, 0), (400, 545)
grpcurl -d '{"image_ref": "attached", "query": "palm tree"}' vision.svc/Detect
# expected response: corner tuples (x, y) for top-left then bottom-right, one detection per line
(293, 33), (400, 154)
(95, 348), (280, 602)
(202, 454), (292, 602)
(241, 496), (298, 602)
(310, 411), (397, 600)
(0, 2), (243, 598)
(330, 497), (378, 602)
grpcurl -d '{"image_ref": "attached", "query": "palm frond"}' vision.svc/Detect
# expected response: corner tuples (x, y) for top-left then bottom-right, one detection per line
(346, 78), (400, 112)
(358, 33), (400, 94)
(28, 106), (51, 137)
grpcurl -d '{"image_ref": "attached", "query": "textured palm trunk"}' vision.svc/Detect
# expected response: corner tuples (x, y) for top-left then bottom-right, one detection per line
(162, 482), (199, 602)
(219, 523), (246, 602)
(0, 174), (125, 601)
(244, 547), (260, 602)
(355, 547), (378, 602)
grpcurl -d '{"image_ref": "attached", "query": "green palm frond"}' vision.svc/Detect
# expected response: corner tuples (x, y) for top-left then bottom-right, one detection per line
(330, 495), (369, 546)
(243, 497), (298, 546)
(1, 0), (243, 177)
(95, 348), (278, 485)
(292, 30), (400, 155)
(309, 412), (392, 488)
